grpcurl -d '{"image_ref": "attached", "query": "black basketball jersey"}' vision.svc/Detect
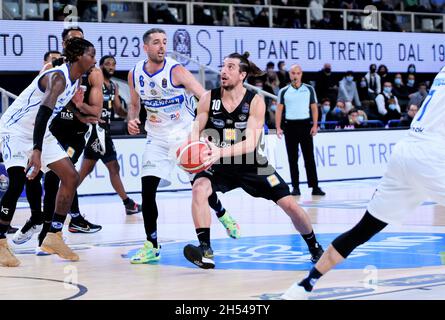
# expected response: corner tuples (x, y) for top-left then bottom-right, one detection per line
(205, 88), (268, 169)
(100, 80), (116, 131)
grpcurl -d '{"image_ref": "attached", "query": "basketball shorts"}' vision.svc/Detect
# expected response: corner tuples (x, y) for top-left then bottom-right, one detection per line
(84, 130), (117, 164)
(368, 138), (445, 225)
(0, 132), (67, 172)
(56, 133), (86, 164)
(194, 164), (290, 203)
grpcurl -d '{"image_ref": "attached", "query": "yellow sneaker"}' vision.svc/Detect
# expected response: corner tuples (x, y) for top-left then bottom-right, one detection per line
(0, 238), (20, 267)
(41, 232), (79, 261)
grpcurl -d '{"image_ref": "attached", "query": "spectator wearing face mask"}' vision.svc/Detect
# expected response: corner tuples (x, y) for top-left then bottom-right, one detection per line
(408, 82), (428, 107)
(378, 64), (389, 89)
(347, 108), (368, 129)
(392, 73), (409, 108)
(327, 99), (349, 127)
(277, 60), (291, 88)
(364, 64), (381, 99)
(406, 73), (417, 95)
(338, 71), (361, 111)
(315, 63), (338, 105)
(400, 104), (419, 127)
(318, 98), (333, 129)
(376, 81), (402, 123)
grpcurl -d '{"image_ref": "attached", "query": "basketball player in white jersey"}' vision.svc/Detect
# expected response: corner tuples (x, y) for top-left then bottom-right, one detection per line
(281, 67), (445, 299)
(0, 38), (97, 266)
(127, 28), (239, 264)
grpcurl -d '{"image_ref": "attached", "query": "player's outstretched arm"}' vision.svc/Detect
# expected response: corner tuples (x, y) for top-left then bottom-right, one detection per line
(172, 64), (205, 100)
(127, 68), (141, 135)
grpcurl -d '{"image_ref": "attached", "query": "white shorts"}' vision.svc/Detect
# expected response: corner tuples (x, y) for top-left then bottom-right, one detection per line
(0, 132), (68, 173)
(141, 134), (193, 183)
(368, 138), (445, 225)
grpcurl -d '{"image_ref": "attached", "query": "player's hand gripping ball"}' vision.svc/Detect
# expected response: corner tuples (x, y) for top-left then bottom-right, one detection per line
(176, 139), (212, 174)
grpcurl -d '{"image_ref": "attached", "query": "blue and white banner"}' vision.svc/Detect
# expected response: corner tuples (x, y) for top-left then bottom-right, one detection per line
(0, 20), (443, 73)
(76, 129), (408, 196)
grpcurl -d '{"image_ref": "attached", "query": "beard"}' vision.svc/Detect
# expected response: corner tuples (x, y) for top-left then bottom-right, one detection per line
(102, 69), (113, 79)
(221, 83), (235, 91)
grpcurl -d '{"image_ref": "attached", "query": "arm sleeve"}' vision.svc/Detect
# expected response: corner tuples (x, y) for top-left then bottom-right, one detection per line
(33, 105), (53, 151)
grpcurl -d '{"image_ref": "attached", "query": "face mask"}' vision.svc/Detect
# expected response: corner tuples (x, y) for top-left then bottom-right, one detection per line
(358, 115), (364, 122)
(323, 105), (331, 113)
(394, 78), (402, 85)
(360, 81), (367, 87)
(346, 76), (353, 82)
(408, 67), (415, 73)
(270, 103), (277, 112)
(335, 106), (342, 113)
(388, 104), (396, 111)
(407, 79), (415, 86)
(383, 87), (392, 94)
(324, 68), (331, 73)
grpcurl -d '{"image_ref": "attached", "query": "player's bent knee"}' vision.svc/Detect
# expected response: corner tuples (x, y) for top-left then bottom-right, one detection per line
(60, 169), (80, 188)
(192, 178), (212, 201)
(277, 196), (298, 214)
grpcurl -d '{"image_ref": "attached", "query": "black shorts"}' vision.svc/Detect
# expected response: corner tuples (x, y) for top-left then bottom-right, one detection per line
(194, 165), (290, 203)
(83, 129), (117, 164)
(56, 134), (86, 164)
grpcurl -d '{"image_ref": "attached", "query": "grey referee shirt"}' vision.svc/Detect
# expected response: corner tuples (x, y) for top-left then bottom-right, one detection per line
(278, 83), (317, 120)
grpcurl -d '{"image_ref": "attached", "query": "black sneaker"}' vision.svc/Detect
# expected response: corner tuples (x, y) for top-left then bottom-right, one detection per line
(125, 198), (142, 215)
(290, 188), (301, 196)
(68, 216), (102, 233)
(183, 244), (215, 269)
(7, 226), (19, 234)
(312, 187), (326, 196)
(309, 243), (324, 263)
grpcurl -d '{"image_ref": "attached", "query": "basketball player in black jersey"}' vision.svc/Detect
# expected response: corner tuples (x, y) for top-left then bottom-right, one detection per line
(183, 52), (324, 269)
(76, 55), (142, 215)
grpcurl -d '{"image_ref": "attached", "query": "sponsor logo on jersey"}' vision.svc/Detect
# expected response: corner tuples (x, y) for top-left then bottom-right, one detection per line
(212, 118), (225, 128)
(234, 122), (247, 129)
(143, 95), (184, 108)
(242, 102), (250, 114)
(140, 90), (145, 95)
(238, 114), (247, 121)
(162, 78), (168, 88)
(173, 29), (191, 66)
(224, 128), (237, 141)
(60, 111), (74, 120)
(142, 160), (156, 168)
(149, 115), (162, 123)
(150, 89), (158, 96)
(149, 82), (156, 88)
(67, 147), (75, 158)
(266, 174), (280, 187)
(163, 105), (181, 113)
(12, 152), (25, 160)
(170, 112), (181, 120)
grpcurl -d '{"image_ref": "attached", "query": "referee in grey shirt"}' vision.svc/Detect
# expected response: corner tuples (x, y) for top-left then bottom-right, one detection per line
(275, 65), (326, 196)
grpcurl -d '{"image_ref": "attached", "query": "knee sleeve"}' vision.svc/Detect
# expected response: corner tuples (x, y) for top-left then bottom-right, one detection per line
(0, 167), (26, 222)
(332, 211), (388, 258)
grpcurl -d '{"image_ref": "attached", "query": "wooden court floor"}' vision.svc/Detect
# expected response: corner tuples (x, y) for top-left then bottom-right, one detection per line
(2, 179), (445, 300)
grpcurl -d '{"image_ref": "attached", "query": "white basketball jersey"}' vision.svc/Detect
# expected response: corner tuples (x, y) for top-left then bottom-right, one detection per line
(409, 66), (445, 143)
(0, 63), (79, 137)
(132, 57), (196, 139)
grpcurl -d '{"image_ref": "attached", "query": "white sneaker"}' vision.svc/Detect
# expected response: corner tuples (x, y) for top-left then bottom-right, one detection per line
(35, 246), (51, 256)
(12, 224), (43, 245)
(281, 282), (310, 300)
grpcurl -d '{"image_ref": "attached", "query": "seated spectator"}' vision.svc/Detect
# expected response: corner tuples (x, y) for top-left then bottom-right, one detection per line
(338, 71), (361, 110)
(253, 8), (269, 27)
(406, 73), (418, 94)
(194, 5), (214, 26)
(277, 61), (290, 88)
(327, 99), (349, 127)
(318, 98), (334, 129)
(364, 64), (381, 99)
(346, 108), (368, 129)
(315, 63), (338, 105)
(348, 15), (363, 30)
(317, 12), (336, 29)
(408, 82), (428, 107)
(265, 71), (280, 95)
(376, 81), (402, 123)
(407, 63), (417, 75)
(378, 64), (389, 89)
(357, 76), (370, 101)
(392, 73), (410, 108)
(400, 104), (419, 127)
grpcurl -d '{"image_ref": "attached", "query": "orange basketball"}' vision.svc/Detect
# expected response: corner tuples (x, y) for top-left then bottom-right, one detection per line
(176, 140), (212, 174)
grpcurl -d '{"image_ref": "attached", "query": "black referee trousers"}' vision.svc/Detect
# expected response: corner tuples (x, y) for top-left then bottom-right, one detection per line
(283, 118), (319, 189)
